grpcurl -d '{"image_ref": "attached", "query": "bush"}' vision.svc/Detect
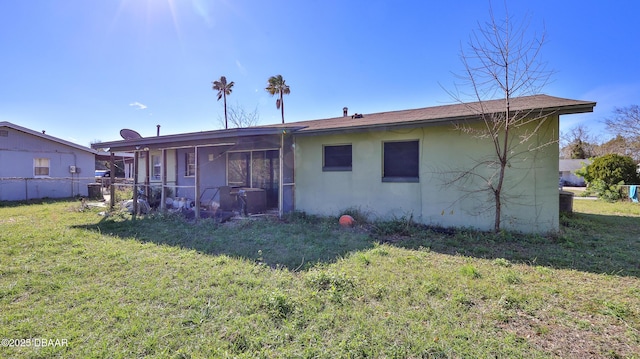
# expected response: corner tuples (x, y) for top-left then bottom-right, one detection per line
(584, 179), (623, 202)
(581, 154), (639, 186)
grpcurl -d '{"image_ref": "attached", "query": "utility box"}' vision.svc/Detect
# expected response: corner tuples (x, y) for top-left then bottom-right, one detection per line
(239, 188), (266, 214)
(559, 190), (574, 213)
(219, 186), (234, 211)
(88, 183), (103, 200)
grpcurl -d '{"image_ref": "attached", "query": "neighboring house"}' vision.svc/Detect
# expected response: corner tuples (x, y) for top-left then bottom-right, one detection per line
(0, 121), (96, 201)
(95, 150), (134, 179)
(559, 159), (591, 186)
(92, 94), (595, 233)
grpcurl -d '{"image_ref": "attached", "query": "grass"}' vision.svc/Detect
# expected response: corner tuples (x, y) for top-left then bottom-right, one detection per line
(0, 199), (639, 358)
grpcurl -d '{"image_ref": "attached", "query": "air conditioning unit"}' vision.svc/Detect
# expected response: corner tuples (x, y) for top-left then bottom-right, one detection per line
(69, 165), (77, 173)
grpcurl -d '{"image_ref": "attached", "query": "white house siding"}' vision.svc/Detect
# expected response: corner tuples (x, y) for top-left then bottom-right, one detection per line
(559, 159), (590, 186)
(294, 115), (560, 233)
(0, 126), (95, 201)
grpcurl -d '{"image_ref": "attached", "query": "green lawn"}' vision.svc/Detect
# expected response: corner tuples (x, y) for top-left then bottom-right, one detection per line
(1, 199), (639, 358)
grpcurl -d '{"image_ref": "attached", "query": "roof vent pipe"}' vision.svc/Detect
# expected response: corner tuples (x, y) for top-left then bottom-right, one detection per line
(343, 107), (348, 117)
(156, 124), (160, 136)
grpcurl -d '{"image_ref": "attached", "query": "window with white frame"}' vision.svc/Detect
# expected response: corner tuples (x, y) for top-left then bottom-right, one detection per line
(382, 140), (419, 182)
(34, 158), (50, 177)
(185, 152), (195, 177)
(151, 155), (162, 180)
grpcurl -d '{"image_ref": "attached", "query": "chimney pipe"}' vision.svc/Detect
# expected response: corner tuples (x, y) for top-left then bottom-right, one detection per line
(343, 107), (348, 117)
(156, 124), (160, 136)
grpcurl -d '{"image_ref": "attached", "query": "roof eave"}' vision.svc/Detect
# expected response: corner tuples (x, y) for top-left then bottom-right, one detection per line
(294, 117), (467, 136)
(91, 126), (305, 152)
(552, 102), (597, 115)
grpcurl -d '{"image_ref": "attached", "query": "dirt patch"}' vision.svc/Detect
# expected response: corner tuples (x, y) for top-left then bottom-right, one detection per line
(498, 308), (638, 358)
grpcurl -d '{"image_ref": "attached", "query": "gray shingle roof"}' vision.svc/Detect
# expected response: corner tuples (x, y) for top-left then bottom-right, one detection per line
(92, 94), (596, 151)
(270, 94), (595, 134)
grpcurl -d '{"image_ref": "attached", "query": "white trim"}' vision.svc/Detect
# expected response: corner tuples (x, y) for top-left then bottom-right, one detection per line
(33, 157), (50, 178)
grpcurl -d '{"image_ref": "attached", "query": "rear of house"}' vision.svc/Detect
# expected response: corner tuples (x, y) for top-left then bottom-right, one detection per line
(292, 95), (595, 233)
(295, 121), (559, 233)
(0, 122), (96, 201)
(92, 94), (595, 233)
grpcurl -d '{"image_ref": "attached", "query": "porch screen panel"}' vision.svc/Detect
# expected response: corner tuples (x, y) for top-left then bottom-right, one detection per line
(252, 150), (279, 208)
(228, 152), (250, 187)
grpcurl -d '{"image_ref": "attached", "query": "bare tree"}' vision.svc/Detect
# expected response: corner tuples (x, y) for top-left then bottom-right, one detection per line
(218, 103), (260, 129)
(603, 105), (640, 161)
(444, 5), (553, 232)
(560, 125), (599, 159)
(598, 134), (640, 161)
(605, 105), (640, 137)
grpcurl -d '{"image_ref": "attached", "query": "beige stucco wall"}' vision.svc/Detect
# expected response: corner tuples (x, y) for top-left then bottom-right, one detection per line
(294, 115), (560, 233)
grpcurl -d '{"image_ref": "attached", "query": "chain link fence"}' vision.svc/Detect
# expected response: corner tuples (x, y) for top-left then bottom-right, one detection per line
(0, 177), (94, 201)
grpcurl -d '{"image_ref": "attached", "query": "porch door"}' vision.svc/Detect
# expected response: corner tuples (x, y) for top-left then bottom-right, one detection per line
(252, 150), (279, 208)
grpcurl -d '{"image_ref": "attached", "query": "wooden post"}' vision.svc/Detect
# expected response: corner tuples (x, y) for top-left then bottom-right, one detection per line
(145, 149), (150, 202)
(194, 146), (200, 220)
(132, 151), (139, 220)
(161, 148), (167, 211)
(109, 151), (115, 209)
(279, 132), (284, 218)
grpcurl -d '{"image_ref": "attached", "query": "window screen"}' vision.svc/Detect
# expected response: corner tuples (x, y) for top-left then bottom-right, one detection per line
(323, 144), (352, 171)
(383, 140), (419, 181)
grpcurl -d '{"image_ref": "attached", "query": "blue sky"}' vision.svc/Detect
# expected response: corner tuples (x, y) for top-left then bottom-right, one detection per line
(1, 1), (639, 147)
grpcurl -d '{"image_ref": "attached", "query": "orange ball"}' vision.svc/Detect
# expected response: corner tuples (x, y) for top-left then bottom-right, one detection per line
(339, 215), (355, 227)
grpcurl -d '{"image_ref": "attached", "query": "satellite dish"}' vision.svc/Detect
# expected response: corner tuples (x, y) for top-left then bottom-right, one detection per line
(120, 128), (142, 140)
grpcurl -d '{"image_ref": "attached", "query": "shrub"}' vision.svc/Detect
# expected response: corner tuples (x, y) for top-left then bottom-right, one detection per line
(581, 154), (639, 186)
(584, 179), (623, 202)
(372, 215), (417, 237)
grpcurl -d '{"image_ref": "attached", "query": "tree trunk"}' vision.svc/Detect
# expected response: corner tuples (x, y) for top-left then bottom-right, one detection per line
(223, 93), (228, 129)
(280, 92), (285, 124)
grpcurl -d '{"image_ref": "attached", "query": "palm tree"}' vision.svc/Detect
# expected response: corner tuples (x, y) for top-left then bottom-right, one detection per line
(265, 75), (290, 124)
(212, 76), (235, 129)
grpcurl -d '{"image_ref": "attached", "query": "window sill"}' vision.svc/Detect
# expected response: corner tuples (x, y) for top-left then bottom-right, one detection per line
(323, 166), (352, 172)
(382, 177), (419, 183)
